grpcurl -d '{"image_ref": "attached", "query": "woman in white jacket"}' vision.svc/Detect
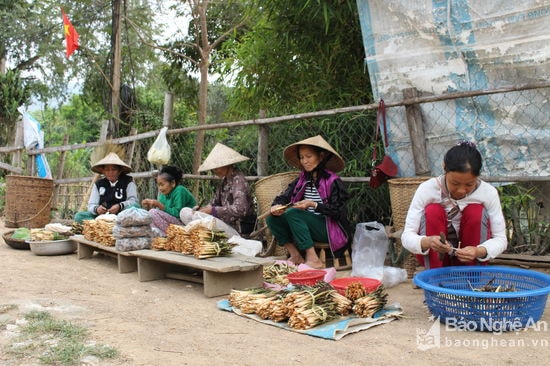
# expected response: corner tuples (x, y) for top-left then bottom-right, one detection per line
(401, 141), (507, 269)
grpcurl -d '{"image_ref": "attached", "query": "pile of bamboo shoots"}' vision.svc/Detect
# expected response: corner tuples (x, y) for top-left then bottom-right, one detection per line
(228, 281), (389, 330)
(83, 220), (115, 246)
(151, 223), (233, 259)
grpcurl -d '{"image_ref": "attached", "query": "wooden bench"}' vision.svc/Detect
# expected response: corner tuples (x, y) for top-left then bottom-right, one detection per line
(128, 250), (274, 297)
(71, 235), (138, 274)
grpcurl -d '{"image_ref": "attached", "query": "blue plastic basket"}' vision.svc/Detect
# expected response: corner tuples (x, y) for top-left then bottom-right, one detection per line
(414, 266), (550, 332)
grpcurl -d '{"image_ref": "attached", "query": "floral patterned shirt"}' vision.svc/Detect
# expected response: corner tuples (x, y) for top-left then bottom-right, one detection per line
(210, 169), (254, 230)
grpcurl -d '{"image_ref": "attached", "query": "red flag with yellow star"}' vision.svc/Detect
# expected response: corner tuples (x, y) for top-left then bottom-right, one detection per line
(62, 9), (79, 58)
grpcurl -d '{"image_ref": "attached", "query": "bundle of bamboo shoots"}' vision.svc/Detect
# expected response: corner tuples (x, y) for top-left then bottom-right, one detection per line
(263, 262), (297, 286)
(162, 224), (233, 258)
(228, 288), (277, 314)
(151, 237), (169, 250)
(256, 296), (289, 322)
(345, 282), (368, 301)
(288, 303), (338, 330)
(352, 286), (388, 318)
(192, 227), (233, 258)
(330, 291), (353, 316)
(165, 224), (188, 253)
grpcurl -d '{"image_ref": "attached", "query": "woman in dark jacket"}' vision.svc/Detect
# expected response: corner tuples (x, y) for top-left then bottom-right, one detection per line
(74, 152), (139, 223)
(266, 135), (352, 269)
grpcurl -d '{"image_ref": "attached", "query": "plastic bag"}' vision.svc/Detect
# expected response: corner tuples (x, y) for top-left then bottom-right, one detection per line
(350, 221), (389, 280)
(179, 207), (239, 238)
(112, 225), (154, 239)
(116, 207), (152, 227)
(382, 266), (407, 288)
(11, 228), (31, 240)
(115, 237), (151, 251)
(227, 235), (262, 257)
(147, 127), (171, 165)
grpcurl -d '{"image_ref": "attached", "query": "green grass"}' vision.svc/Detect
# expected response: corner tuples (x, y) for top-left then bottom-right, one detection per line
(4, 310), (118, 365)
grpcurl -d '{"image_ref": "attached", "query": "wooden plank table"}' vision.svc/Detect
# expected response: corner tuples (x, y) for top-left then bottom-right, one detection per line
(129, 250), (274, 297)
(71, 235), (138, 274)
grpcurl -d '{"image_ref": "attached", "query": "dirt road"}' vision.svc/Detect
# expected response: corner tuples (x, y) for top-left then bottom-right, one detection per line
(1, 223), (549, 366)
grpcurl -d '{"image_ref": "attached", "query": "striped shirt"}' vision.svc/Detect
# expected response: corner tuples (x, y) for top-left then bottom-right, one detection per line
(303, 181), (322, 214)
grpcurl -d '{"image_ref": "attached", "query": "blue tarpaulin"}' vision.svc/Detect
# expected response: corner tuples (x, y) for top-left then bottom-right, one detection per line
(217, 299), (403, 340)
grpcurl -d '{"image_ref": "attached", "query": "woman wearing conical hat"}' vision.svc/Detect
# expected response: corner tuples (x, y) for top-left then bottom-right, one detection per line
(193, 143), (255, 235)
(74, 152), (139, 223)
(266, 135), (352, 268)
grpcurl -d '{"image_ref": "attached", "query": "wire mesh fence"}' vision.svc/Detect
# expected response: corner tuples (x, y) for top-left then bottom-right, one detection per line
(1, 85), (549, 254)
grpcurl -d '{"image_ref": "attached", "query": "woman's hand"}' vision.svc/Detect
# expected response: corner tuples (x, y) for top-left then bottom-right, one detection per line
(421, 235), (453, 254)
(96, 205), (107, 215)
(141, 199), (158, 210)
(455, 246), (486, 262)
(107, 204), (122, 214)
(293, 200), (316, 210)
(198, 205), (213, 214)
(270, 204), (287, 216)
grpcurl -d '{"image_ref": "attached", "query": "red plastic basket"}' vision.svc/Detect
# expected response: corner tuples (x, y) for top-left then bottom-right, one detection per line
(287, 269), (326, 286)
(330, 277), (382, 296)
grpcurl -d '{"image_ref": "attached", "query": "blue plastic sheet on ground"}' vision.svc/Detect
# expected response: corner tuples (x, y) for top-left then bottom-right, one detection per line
(217, 299), (403, 340)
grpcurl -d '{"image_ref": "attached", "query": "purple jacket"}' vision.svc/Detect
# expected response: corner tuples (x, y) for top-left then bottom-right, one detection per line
(286, 170), (350, 252)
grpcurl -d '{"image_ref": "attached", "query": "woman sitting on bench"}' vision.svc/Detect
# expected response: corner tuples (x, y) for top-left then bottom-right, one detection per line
(266, 135), (352, 269)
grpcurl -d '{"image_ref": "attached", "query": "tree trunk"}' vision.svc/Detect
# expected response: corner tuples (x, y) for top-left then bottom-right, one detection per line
(110, 0), (123, 138)
(191, 1), (211, 181)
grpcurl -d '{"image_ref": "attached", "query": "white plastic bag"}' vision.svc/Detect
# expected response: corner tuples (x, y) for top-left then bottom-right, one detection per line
(147, 127), (171, 165)
(227, 235), (262, 257)
(179, 207), (240, 238)
(382, 266), (407, 288)
(350, 221), (389, 280)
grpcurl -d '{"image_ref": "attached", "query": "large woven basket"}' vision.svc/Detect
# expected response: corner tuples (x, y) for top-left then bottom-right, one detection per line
(253, 171), (300, 256)
(388, 177), (431, 278)
(5, 175), (54, 228)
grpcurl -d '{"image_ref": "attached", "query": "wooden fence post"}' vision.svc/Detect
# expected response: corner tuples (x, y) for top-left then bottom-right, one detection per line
(11, 118), (23, 171)
(53, 134), (70, 209)
(257, 110), (268, 176)
(126, 128), (138, 167)
(99, 120), (110, 141)
(403, 88), (430, 176)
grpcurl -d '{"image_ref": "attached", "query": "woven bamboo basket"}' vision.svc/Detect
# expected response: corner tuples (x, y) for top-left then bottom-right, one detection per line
(5, 175), (54, 228)
(388, 177), (431, 278)
(253, 171), (300, 257)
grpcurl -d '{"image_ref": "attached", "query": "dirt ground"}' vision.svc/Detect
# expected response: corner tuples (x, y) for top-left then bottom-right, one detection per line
(1, 220), (550, 366)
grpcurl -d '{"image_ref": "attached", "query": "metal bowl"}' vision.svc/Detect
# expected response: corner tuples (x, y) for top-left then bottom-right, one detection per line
(28, 239), (77, 256)
(2, 230), (31, 250)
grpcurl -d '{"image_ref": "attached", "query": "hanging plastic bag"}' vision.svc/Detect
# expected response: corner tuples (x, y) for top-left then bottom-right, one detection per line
(350, 221), (389, 280)
(147, 127), (171, 165)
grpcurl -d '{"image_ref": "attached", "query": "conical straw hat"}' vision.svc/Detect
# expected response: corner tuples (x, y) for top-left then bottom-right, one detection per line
(283, 135), (345, 172)
(198, 143), (250, 172)
(91, 152), (132, 174)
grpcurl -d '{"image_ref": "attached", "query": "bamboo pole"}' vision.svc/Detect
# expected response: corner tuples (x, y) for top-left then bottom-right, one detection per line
(403, 88), (430, 176)
(53, 134), (70, 210)
(14, 80), (548, 157)
(257, 110), (268, 176)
